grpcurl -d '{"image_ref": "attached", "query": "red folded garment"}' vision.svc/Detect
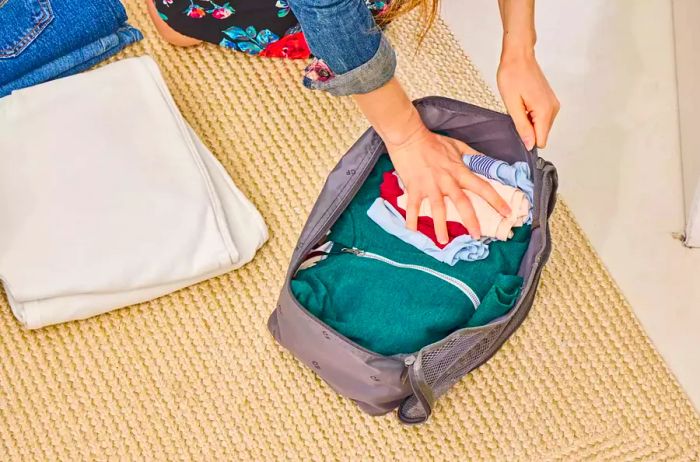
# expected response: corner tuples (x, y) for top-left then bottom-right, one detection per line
(379, 170), (470, 248)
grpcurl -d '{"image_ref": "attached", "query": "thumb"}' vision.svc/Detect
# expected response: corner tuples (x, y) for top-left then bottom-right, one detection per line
(504, 95), (536, 151)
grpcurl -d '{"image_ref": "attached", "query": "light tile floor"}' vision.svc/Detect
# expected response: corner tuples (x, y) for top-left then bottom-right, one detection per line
(442, 0), (700, 410)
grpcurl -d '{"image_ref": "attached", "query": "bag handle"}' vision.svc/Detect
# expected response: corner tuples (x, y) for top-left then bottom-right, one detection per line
(397, 354), (434, 424)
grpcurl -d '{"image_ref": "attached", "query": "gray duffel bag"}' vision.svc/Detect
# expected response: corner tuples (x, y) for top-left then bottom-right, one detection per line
(268, 96), (558, 424)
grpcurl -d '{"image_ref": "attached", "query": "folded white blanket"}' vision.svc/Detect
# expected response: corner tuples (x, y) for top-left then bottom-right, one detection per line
(0, 56), (268, 329)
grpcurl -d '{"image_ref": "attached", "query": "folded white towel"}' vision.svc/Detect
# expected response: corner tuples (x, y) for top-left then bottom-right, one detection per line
(0, 56), (268, 329)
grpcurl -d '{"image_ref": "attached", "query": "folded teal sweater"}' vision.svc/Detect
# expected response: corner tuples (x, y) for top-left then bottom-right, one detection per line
(292, 155), (530, 355)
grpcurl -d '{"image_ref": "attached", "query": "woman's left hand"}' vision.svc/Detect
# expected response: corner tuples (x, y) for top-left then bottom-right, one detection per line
(497, 51), (560, 150)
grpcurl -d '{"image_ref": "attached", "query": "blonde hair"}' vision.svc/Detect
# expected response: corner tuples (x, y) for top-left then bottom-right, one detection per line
(378, 0), (440, 42)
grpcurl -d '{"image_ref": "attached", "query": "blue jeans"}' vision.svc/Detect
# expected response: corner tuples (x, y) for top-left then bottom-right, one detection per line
(0, 0), (142, 97)
(289, 0), (396, 96)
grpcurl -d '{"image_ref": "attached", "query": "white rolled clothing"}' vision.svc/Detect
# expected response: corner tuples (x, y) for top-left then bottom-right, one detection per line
(0, 56), (268, 329)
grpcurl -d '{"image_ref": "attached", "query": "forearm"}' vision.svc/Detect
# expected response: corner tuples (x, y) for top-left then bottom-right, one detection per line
(289, 0), (396, 96)
(496, 0), (559, 149)
(497, 0), (536, 60)
(352, 77), (426, 147)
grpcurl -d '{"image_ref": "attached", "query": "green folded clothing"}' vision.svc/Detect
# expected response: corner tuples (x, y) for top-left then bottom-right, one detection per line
(292, 155), (530, 355)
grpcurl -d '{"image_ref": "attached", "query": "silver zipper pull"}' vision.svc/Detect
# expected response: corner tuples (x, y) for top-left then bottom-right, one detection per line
(404, 355), (416, 367)
(341, 247), (363, 256)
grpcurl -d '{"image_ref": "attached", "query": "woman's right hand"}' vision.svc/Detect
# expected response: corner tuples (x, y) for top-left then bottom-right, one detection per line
(352, 77), (511, 244)
(386, 125), (512, 244)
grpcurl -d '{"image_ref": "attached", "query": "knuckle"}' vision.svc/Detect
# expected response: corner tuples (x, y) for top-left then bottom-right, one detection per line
(437, 174), (454, 190)
(428, 185), (443, 198)
(538, 107), (553, 121)
(459, 170), (479, 185)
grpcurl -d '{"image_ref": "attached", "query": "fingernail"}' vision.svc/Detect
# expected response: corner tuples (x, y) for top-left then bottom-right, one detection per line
(523, 137), (535, 151)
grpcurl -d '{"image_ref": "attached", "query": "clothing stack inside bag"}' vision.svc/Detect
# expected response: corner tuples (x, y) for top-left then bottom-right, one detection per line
(292, 152), (534, 356)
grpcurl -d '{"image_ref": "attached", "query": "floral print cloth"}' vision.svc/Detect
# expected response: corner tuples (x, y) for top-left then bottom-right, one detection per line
(155, 0), (389, 76)
(156, 0), (303, 58)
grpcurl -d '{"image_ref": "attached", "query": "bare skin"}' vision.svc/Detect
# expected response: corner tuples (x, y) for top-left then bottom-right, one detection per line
(146, 0), (202, 47)
(146, 0), (559, 243)
(354, 0), (559, 243)
(353, 78), (510, 242)
(497, 0), (560, 150)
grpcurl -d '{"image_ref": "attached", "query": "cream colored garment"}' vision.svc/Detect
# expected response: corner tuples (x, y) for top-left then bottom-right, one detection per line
(0, 56), (268, 329)
(396, 173), (530, 241)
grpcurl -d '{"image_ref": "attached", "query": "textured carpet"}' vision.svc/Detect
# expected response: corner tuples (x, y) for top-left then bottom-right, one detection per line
(1, 1), (699, 460)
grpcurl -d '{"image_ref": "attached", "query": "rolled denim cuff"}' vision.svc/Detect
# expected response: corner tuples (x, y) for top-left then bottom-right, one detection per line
(303, 36), (396, 96)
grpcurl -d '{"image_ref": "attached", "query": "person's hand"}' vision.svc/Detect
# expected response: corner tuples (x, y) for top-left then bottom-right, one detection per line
(497, 51), (559, 150)
(386, 127), (512, 244)
(352, 77), (511, 242)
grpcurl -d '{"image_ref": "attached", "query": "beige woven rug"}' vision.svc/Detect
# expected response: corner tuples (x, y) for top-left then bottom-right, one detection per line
(1, 1), (698, 460)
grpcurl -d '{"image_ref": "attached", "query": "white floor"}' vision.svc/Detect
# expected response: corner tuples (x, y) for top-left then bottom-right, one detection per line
(442, 0), (700, 410)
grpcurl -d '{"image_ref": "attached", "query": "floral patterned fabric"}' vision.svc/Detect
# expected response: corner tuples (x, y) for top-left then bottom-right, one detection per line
(156, 0), (307, 58)
(156, 0), (388, 61)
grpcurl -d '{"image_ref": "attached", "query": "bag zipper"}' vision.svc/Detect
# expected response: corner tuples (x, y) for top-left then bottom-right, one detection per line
(341, 247), (481, 310)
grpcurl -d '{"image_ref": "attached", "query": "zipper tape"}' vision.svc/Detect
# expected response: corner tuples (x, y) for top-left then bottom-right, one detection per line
(341, 248), (481, 310)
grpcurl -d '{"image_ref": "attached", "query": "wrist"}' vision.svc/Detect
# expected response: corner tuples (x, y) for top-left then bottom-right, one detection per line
(500, 46), (536, 68)
(352, 77), (429, 148)
(376, 104), (428, 148)
(501, 31), (536, 64)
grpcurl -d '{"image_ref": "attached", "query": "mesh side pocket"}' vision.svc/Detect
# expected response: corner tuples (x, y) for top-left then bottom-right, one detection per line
(421, 330), (488, 388)
(433, 325), (505, 397)
(399, 325), (504, 423)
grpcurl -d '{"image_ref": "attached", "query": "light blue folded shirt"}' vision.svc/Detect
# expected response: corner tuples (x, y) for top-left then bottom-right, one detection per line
(367, 198), (490, 266)
(463, 154), (534, 222)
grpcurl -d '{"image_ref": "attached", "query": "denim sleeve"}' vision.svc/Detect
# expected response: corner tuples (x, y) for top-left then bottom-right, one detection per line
(288, 0), (397, 96)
